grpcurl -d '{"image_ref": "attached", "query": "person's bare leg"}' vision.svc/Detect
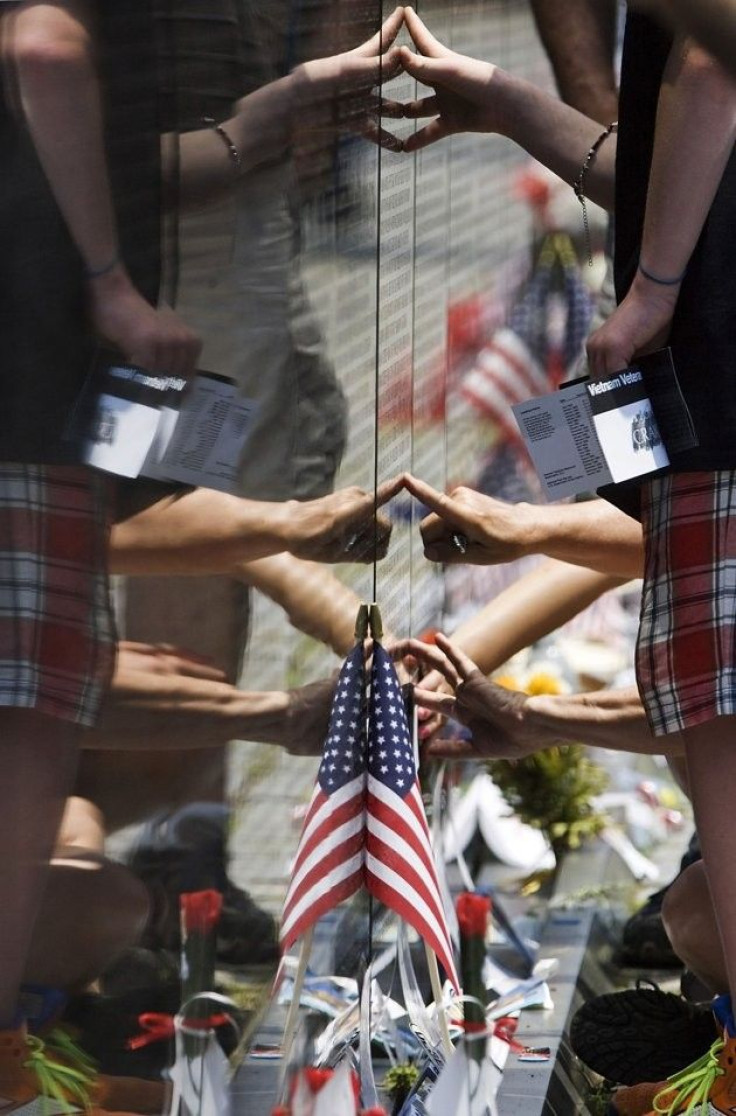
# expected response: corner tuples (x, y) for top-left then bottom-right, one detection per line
(24, 855), (149, 991)
(0, 710), (78, 1024)
(667, 753), (690, 797)
(682, 716), (736, 1005)
(661, 860), (728, 994)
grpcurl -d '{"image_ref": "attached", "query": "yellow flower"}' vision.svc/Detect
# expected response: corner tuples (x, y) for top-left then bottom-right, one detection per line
(525, 672), (564, 696)
(493, 673), (520, 691)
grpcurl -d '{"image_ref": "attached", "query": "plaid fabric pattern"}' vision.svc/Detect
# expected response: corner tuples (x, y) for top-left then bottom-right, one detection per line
(637, 471), (736, 735)
(0, 465), (115, 727)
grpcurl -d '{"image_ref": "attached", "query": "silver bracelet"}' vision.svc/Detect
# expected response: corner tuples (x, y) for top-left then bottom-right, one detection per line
(574, 121), (618, 266)
(203, 116), (242, 177)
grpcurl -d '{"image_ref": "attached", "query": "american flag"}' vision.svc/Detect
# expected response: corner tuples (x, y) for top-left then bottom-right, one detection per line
(364, 643), (460, 992)
(280, 642), (460, 994)
(280, 644), (367, 951)
(461, 233), (593, 443)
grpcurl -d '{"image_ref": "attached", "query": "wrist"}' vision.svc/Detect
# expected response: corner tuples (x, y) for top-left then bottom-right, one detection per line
(234, 689), (290, 742)
(524, 693), (561, 745)
(629, 266), (681, 306)
(275, 500), (301, 552)
(84, 252), (122, 281)
(231, 74), (293, 170)
(486, 65), (517, 138)
(85, 257), (132, 295)
(509, 501), (543, 557)
(637, 257), (686, 288)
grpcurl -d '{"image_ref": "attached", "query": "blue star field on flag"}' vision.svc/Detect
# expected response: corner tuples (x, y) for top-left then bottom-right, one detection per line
(366, 645), (416, 797)
(318, 642), (366, 793)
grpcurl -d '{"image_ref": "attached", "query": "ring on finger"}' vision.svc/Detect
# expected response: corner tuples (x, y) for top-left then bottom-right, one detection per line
(451, 532), (468, 555)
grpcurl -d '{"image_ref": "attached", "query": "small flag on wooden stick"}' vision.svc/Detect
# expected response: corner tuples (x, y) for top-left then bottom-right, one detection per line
(365, 641), (460, 993)
(280, 607), (459, 995)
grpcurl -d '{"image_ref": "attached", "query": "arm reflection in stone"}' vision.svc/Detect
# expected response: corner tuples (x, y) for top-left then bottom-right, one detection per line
(111, 475), (403, 572)
(170, 6), (407, 209)
(88, 645), (334, 756)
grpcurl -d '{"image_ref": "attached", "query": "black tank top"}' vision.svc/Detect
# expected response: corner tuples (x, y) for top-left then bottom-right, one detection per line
(615, 12), (736, 472)
(0, 0), (161, 462)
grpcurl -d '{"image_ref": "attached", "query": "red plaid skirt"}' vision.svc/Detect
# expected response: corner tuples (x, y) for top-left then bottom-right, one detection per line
(0, 465), (116, 727)
(637, 471), (736, 735)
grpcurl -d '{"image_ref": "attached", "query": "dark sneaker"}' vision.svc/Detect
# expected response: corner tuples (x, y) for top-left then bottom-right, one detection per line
(62, 983), (242, 1082)
(127, 807), (278, 965)
(215, 877), (279, 966)
(617, 831), (701, 970)
(617, 886), (682, 968)
(570, 986), (717, 1085)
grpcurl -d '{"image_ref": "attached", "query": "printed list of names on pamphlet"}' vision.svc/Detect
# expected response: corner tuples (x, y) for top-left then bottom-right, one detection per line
(512, 381), (612, 500)
(561, 395), (606, 476)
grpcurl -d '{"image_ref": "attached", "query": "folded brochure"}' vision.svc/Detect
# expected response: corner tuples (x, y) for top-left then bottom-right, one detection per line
(71, 353), (257, 494)
(511, 348), (697, 500)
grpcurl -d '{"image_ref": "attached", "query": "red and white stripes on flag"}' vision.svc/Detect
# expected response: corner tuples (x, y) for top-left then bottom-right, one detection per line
(280, 644), (366, 952)
(365, 777), (460, 992)
(364, 644), (460, 992)
(280, 775), (365, 951)
(279, 642), (459, 994)
(460, 327), (550, 443)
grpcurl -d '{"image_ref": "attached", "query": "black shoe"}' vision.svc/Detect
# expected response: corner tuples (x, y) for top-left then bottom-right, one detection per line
(617, 886), (683, 968)
(128, 807), (279, 966)
(616, 831), (702, 970)
(570, 985), (717, 1085)
(214, 876), (279, 966)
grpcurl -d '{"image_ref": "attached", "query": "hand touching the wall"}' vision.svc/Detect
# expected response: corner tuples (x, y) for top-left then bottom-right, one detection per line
(391, 635), (539, 760)
(398, 6), (507, 151)
(291, 6), (407, 153)
(403, 473), (536, 565)
(283, 475), (404, 564)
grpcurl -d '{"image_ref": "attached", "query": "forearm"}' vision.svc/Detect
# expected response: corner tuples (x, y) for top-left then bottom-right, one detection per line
(239, 554), (361, 657)
(524, 686), (682, 755)
(512, 499), (644, 577)
(171, 75), (294, 209)
(89, 671), (292, 750)
(530, 0), (619, 124)
(493, 68), (616, 210)
(10, 1), (118, 272)
(451, 559), (626, 675)
(110, 489), (295, 574)
(639, 36), (736, 279)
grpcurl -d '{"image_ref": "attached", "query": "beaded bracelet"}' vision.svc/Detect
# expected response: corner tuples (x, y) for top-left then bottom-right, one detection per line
(573, 121), (617, 265)
(203, 116), (243, 177)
